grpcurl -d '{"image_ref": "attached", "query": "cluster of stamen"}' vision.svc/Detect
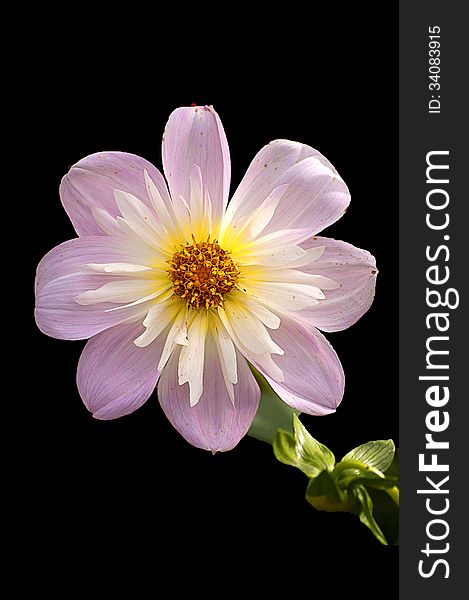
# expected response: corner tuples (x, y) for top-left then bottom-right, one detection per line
(168, 235), (240, 310)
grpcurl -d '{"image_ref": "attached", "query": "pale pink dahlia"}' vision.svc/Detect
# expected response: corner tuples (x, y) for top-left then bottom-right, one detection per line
(35, 106), (377, 452)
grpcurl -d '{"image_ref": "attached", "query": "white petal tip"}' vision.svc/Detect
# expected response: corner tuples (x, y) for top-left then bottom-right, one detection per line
(74, 292), (94, 306)
(189, 394), (202, 408)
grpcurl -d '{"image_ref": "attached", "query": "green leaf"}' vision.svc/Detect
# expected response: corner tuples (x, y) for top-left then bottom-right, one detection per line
(335, 462), (387, 489)
(356, 476), (398, 491)
(384, 448), (400, 482)
(353, 485), (388, 545)
(292, 415), (335, 476)
(273, 416), (335, 478)
(385, 486), (400, 506)
(273, 429), (326, 479)
(306, 471), (353, 511)
(367, 487), (399, 545)
(247, 370), (299, 444)
(273, 429), (300, 468)
(341, 440), (395, 474)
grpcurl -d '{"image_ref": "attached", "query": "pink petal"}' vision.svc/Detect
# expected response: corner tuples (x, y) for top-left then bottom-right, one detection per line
(252, 316), (344, 416)
(60, 152), (171, 236)
(299, 236), (377, 332)
(162, 106), (231, 229)
(226, 139), (350, 236)
(35, 237), (148, 340)
(158, 334), (260, 452)
(77, 321), (164, 419)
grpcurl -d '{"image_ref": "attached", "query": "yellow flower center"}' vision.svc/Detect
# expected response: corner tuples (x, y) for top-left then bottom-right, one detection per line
(167, 235), (240, 310)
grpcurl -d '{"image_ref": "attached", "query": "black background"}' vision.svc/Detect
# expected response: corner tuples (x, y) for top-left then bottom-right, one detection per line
(25, 7), (397, 596)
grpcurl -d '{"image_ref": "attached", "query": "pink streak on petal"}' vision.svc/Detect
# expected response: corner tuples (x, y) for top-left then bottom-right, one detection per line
(227, 139), (350, 236)
(35, 237), (148, 340)
(298, 236), (378, 332)
(60, 152), (171, 236)
(77, 321), (165, 419)
(158, 336), (260, 452)
(252, 316), (344, 416)
(162, 106), (231, 229)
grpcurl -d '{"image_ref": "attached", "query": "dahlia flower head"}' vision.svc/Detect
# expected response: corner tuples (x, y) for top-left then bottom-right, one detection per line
(35, 105), (377, 452)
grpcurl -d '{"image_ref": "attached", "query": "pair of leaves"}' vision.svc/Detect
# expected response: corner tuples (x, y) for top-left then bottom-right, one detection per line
(273, 415), (399, 545)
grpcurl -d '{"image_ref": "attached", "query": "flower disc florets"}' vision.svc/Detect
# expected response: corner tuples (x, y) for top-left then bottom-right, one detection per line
(168, 234), (240, 310)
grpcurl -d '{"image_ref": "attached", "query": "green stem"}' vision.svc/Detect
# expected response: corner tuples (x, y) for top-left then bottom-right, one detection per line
(247, 367), (298, 444)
